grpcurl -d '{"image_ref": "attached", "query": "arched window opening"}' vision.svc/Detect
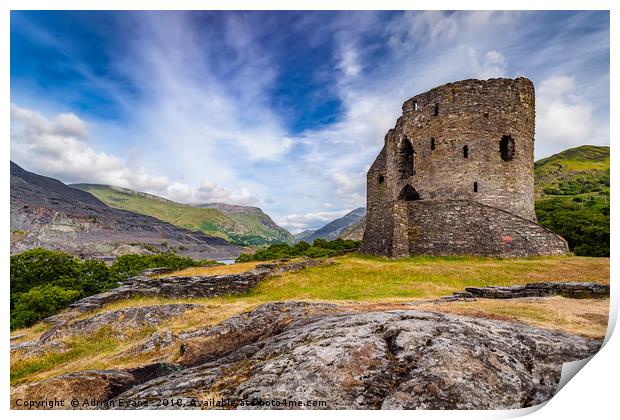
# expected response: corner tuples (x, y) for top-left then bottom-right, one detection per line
(430, 137), (436, 150)
(398, 185), (421, 201)
(434, 103), (439, 116)
(398, 137), (415, 178)
(473, 182), (478, 192)
(463, 145), (469, 158)
(413, 101), (419, 111)
(500, 135), (515, 161)
(378, 174), (385, 184)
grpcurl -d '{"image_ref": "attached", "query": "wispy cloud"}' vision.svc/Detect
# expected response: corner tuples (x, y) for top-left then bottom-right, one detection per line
(10, 11), (609, 232)
(10, 103), (257, 205)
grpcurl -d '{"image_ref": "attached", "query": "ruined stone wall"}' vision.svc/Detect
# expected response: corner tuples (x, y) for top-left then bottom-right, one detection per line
(406, 200), (567, 257)
(374, 77), (536, 221)
(361, 78), (569, 258)
(360, 200), (394, 256)
(361, 199), (568, 257)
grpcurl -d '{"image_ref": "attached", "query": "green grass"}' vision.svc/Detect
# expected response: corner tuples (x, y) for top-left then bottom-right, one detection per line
(71, 184), (292, 245)
(246, 254), (610, 301)
(10, 327), (123, 384)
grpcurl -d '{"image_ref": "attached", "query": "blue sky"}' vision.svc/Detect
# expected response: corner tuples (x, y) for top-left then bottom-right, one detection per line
(10, 11), (610, 232)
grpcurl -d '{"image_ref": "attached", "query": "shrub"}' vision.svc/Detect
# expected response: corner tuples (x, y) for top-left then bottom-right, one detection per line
(536, 197), (609, 257)
(236, 239), (361, 262)
(108, 253), (205, 281)
(10, 249), (216, 329)
(10, 248), (81, 298)
(11, 285), (82, 329)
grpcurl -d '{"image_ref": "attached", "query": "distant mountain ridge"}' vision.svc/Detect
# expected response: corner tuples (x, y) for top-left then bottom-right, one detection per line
(294, 207), (367, 243)
(72, 184), (293, 246)
(10, 162), (243, 259)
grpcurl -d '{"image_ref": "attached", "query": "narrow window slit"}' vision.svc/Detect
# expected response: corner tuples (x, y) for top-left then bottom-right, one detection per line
(463, 145), (469, 158)
(473, 182), (478, 192)
(430, 138), (436, 150)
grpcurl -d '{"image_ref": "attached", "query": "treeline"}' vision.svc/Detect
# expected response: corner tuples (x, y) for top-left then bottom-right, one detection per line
(236, 239), (361, 262)
(10, 249), (218, 329)
(536, 195), (609, 257)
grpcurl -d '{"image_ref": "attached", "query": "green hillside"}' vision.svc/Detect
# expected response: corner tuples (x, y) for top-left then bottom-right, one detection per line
(71, 184), (293, 246)
(534, 145), (610, 256)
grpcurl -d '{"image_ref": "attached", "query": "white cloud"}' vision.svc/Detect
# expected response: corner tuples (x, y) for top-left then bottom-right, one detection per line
(276, 209), (352, 233)
(535, 75), (598, 158)
(470, 50), (507, 79)
(10, 103), (257, 206)
(195, 182), (255, 206)
(337, 43), (362, 77)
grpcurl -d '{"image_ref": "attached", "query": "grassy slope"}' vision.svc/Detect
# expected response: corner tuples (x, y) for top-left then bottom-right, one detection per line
(71, 184), (291, 246)
(534, 145), (610, 256)
(11, 254), (609, 384)
(535, 145), (610, 197)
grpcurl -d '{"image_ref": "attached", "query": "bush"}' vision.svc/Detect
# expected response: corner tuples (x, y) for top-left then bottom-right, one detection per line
(10, 249), (217, 329)
(10, 248), (81, 298)
(10, 285), (82, 329)
(236, 239), (361, 262)
(536, 197), (609, 257)
(108, 253), (207, 281)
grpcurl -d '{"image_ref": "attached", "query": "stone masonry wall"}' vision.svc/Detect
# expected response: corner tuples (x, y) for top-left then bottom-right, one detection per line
(374, 77), (537, 221)
(408, 199), (567, 257)
(362, 199), (568, 257)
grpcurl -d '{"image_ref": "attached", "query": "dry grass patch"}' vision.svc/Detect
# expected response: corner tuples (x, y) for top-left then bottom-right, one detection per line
(158, 261), (260, 278)
(412, 296), (609, 339)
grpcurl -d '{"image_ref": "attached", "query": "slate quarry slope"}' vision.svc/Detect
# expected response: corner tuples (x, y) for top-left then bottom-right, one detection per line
(10, 162), (243, 259)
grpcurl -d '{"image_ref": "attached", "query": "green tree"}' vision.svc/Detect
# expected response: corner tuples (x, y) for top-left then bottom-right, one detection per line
(11, 285), (82, 329)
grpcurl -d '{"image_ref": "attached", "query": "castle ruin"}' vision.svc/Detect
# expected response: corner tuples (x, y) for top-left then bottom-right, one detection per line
(360, 77), (569, 257)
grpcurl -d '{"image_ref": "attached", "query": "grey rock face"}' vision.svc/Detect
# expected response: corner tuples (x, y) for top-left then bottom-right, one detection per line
(11, 370), (139, 410)
(105, 302), (600, 410)
(68, 259), (332, 313)
(435, 281), (610, 302)
(39, 304), (202, 344)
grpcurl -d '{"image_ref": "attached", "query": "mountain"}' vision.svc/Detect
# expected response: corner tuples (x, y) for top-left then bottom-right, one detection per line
(339, 217), (366, 241)
(71, 184), (292, 246)
(293, 229), (316, 242)
(195, 203), (293, 245)
(534, 145), (610, 197)
(294, 207), (367, 243)
(534, 145), (609, 256)
(10, 162), (243, 259)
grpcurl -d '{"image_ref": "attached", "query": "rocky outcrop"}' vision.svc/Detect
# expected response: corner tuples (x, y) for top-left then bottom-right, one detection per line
(438, 282), (610, 301)
(93, 302), (601, 410)
(39, 304), (202, 344)
(11, 370), (139, 410)
(176, 302), (344, 366)
(68, 259), (332, 313)
(11, 304), (202, 358)
(11, 365), (180, 410)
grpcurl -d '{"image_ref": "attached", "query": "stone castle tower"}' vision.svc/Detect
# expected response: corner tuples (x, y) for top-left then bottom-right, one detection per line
(360, 77), (569, 257)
